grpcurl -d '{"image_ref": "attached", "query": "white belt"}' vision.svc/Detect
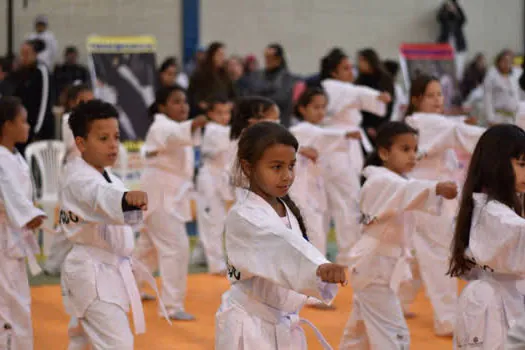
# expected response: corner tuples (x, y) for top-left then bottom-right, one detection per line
(229, 286), (333, 350)
(0, 213), (42, 275)
(79, 245), (171, 334)
(375, 244), (411, 294)
(21, 231), (42, 276)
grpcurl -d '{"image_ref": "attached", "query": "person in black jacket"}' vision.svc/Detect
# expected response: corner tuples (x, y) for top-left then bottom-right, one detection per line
(187, 42), (236, 118)
(437, 0), (467, 52)
(519, 59), (525, 92)
(0, 57), (15, 97)
(245, 44), (299, 127)
(355, 48), (394, 141)
(11, 40), (55, 155)
(53, 46), (91, 106)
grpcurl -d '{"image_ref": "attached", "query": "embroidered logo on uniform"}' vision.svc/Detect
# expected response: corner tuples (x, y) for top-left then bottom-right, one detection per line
(227, 263), (241, 280)
(457, 336), (484, 347)
(359, 212), (377, 225)
(59, 210), (79, 224)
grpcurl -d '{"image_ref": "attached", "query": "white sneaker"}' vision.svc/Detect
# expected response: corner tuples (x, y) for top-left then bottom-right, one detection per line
(190, 241), (207, 266)
(167, 310), (196, 321)
(305, 297), (334, 310)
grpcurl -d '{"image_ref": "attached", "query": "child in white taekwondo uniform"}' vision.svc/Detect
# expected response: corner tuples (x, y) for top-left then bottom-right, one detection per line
(60, 100), (168, 350)
(134, 85), (208, 320)
(289, 87), (362, 256)
(195, 96), (233, 275)
(339, 122), (458, 349)
(190, 96), (282, 266)
(483, 50), (520, 126)
(318, 48), (391, 265)
(0, 96), (46, 350)
(216, 122), (348, 350)
(449, 124), (525, 349)
(43, 84), (94, 276)
(402, 74), (485, 335)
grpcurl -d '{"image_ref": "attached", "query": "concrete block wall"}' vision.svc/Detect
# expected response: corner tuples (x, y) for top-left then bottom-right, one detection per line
(0, 0), (522, 74)
(201, 0), (523, 74)
(0, 0), (182, 66)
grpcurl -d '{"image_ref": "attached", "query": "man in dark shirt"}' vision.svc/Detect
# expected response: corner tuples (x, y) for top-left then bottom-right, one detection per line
(0, 56), (15, 97)
(53, 46), (91, 104)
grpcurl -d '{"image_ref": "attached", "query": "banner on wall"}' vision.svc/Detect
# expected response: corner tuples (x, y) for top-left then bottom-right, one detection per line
(399, 43), (460, 110)
(87, 36), (158, 189)
(87, 35), (157, 141)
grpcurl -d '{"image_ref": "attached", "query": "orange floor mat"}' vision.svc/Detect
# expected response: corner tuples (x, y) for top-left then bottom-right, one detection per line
(32, 274), (454, 349)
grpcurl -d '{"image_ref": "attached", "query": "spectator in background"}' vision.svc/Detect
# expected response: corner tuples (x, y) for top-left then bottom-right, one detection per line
(226, 55), (250, 96)
(384, 60), (408, 122)
(27, 15), (58, 71)
(0, 57), (15, 97)
(355, 48), (394, 140)
(184, 47), (206, 77)
(53, 46), (91, 105)
(11, 40), (55, 154)
(243, 54), (259, 76)
(520, 58), (525, 92)
(247, 43), (299, 127)
(187, 42), (236, 117)
(484, 49), (519, 126)
(460, 53), (486, 100)
(437, 0), (468, 78)
(158, 57), (189, 89)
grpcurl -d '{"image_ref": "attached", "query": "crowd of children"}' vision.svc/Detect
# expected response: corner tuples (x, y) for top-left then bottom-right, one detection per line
(3, 47), (525, 350)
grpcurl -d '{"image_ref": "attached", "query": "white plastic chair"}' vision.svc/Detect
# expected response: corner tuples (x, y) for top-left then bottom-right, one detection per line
(25, 140), (66, 255)
(111, 143), (129, 180)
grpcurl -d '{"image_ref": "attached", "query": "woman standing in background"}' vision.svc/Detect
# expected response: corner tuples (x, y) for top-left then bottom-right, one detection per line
(355, 48), (395, 142)
(187, 42), (236, 117)
(483, 49), (519, 126)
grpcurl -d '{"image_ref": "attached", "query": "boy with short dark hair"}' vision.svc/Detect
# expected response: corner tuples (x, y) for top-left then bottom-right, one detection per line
(61, 99), (167, 349)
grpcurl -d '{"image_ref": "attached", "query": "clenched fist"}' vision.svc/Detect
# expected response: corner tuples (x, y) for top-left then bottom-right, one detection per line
(125, 191), (148, 210)
(26, 215), (46, 230)
(316, 263), (348, 286)
(436, 181), (458, 200)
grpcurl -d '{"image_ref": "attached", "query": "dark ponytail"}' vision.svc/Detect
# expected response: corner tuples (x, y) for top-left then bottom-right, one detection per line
(281, 194), (309, 240)
(149, 84), (186, 118)
(235, 121), (308, 239)
(362, 122), (418, 184)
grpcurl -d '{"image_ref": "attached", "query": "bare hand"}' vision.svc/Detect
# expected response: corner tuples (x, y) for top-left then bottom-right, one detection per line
(464, 116), (478, 125)
(346, 131), (362, 140)
(366, 128), (377, 139)
(317, 263), (348, 286)
(299, 147), (319, 163)
(191, 115), (208, 131)
(26, 215), (46, 230)
(436, 181), (458, 200)
(145, 150), (159, 158)
(125, 191), (148, 210)
(378, 92), (392, 104)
